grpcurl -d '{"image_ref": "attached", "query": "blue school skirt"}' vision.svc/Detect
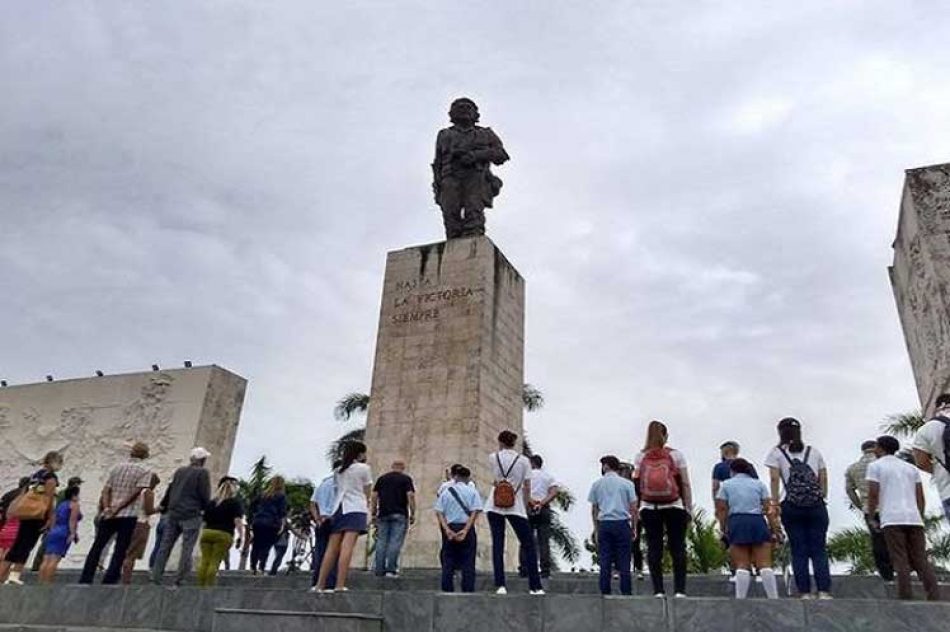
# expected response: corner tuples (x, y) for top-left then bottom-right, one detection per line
(330, 509), (368, 535)
(727, 513), (770, 546)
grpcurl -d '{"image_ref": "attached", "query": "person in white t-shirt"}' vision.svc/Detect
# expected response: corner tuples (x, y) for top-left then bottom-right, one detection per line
(485, 430), (544, 595)
(911, 393), (950, 523)
(763, 417), (831, 600)
(633, 420), (693, 598)
(523, 454), (559, 579)
(866, 435), (940, 601)
(314, 441), (373, 593)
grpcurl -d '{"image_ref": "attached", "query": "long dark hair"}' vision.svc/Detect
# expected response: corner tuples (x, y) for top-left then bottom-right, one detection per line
(338, 441), (367, 473)
(777, 418), (804, 452)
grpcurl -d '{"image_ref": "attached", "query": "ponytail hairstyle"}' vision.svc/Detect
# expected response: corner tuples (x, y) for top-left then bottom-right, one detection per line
(643, 420), (669, 451)
(777, 417), (804, 452)
(729, 458), (756, 477)
(338, 441), (367, 473)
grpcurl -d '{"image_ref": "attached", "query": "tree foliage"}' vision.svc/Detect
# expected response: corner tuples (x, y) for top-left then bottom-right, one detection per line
(686, 508), (729, 573)
(881, 410), (925, 438)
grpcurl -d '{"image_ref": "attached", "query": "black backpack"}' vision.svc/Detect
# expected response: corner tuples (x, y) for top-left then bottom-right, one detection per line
(780, 446), (824, 507)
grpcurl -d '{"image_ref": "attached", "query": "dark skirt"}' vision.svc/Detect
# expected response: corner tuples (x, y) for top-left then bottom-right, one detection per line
(727, 513), (771, 546)
(330, 509), (368, 535)
(6, 519), (44, 564)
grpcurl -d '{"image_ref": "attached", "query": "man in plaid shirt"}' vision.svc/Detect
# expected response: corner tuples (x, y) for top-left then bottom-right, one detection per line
(79, 442), (153, 584)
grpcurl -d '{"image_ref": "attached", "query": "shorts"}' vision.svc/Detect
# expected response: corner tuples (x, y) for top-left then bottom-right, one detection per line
(727, 513), (771, 546)
(0, 518), (21, 550)
(125, 522), (151, 561)
(6, 519), (44, 564)
(330, 509), (368, 535)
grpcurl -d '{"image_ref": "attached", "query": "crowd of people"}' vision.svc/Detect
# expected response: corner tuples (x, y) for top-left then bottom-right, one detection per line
(1, 397), (949, 602)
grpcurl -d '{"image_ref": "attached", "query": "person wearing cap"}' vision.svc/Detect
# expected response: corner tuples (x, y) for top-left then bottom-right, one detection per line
(79, 442), (153, 584)
(151, 447), (212, 586)
(845, 440), (893, 581)
(196, 476), (244, 587)
(764, 418), (831, 599)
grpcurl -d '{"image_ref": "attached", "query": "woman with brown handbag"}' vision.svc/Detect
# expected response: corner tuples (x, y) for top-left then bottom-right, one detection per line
(0, 451), (63, 585)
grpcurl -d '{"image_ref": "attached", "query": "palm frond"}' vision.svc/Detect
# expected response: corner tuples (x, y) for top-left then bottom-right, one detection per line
(686, 508), (729, 573)
(553, 488), (575, 512)
(881, 410), (925, 438)
(549, 510), (581, 564)
(521, 384), (544, 412)
(827, 527), (876, 575)
(928, 531), (950, 566)
(335, 392), (371, 421)
(325, 427), (366, 464)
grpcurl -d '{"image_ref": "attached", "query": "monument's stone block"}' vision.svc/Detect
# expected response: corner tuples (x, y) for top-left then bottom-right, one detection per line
(0, 365), (246, 566)
(890, 162), (950, 414)
(363, 236), (525, 569)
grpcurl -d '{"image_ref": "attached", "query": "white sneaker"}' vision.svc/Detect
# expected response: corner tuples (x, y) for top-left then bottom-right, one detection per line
(334, 587), (349, 593)
(636, 572), (644, 580)
(654, 592), (666, 599)
(817, 592), (833, 600)
(4, 578), (23, 586)
(495, 586), (508, 595)
(308, 586), (320, 593)
(728, 576), (737, 583)
(674, 593), (687, 598)
(384, 572), (399, 578)
(800, 593), (814, 600)
(529, 589), (545, 596)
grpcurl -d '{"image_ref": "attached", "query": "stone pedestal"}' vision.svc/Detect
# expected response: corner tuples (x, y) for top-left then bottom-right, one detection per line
(890, 162), (950, 415)
(363, 236), (525, 569)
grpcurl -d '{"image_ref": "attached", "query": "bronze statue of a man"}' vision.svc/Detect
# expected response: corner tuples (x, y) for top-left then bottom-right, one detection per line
(432, 98), (509, 239)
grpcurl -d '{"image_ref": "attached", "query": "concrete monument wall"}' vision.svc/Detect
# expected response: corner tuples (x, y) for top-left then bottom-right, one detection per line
(363, 236), (525, 569)
(890, 162), (950, 415)
(0, 365), (246, 566)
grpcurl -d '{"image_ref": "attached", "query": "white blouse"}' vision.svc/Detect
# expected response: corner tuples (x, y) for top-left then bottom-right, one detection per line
(332, 462), (373, 515)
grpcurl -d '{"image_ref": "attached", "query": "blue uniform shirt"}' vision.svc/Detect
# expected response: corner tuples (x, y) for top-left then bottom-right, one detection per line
(713, 459), (758, 482)
(587, 472), (638, 521)
(434, 481), (483, 525)
(311, 475), (337, 516)
(716, 473), (770, 515)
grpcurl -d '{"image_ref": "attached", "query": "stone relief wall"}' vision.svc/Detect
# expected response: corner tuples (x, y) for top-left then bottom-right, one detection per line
(891, 163), (950, 413)
(0, 365), (246, 566)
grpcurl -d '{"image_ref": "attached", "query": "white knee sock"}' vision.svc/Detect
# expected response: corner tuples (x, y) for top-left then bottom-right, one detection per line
(735, 568), (752, 598)
(760, 567), (778, 599)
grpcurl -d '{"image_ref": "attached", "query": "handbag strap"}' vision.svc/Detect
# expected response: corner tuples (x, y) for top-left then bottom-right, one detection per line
(446, 486), (472, 517)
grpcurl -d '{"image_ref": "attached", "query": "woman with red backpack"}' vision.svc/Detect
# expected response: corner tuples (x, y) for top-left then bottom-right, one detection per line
(764, 417), (831, 599)
(633, 420), (693, 598)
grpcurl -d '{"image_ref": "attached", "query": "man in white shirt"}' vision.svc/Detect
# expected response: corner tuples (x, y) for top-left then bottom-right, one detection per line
(911, 393), (950, 523)
(866, 435), (940, 601)
(522, 455), (559, 579)
(485, 430), (544, 595)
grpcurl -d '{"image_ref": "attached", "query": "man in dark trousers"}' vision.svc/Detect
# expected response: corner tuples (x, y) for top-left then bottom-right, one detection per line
(150, 447), (212, 586)
(434, 466), (482, 592)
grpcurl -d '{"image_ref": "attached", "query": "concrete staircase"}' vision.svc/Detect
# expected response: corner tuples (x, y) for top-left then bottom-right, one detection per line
(0, 571), (946, 631)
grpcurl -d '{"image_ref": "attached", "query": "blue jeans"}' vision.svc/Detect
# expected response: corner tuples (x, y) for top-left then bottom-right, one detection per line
(311, 520), (336, 588)
(373, 514), (408, 575)
(488, 512), (542, 591)
(781, 502), (831, 595)
(598, 520), (633, 595)
(441, 523), (477, 592)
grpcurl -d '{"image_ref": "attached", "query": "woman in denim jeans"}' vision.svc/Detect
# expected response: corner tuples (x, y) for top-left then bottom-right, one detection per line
(764, 418), (832, 600)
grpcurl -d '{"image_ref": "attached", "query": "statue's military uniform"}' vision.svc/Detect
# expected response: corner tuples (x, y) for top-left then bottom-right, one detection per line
(432, 125), (509, 239)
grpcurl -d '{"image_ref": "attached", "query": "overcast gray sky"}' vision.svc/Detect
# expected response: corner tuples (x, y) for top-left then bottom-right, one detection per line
(3, 1), (949, 554)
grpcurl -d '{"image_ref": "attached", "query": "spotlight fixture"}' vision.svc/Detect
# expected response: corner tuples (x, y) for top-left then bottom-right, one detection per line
(95, 370), (104, 377)
(0, 380), (7, 387)
(184, 360), (193, 368)
(151, 364), (160, 372)
(46, 375), (54, 382)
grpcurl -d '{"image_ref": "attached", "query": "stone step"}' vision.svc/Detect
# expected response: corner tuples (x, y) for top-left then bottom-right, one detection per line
(212, 609), (381, 632)
(2, 584), (949, 632)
